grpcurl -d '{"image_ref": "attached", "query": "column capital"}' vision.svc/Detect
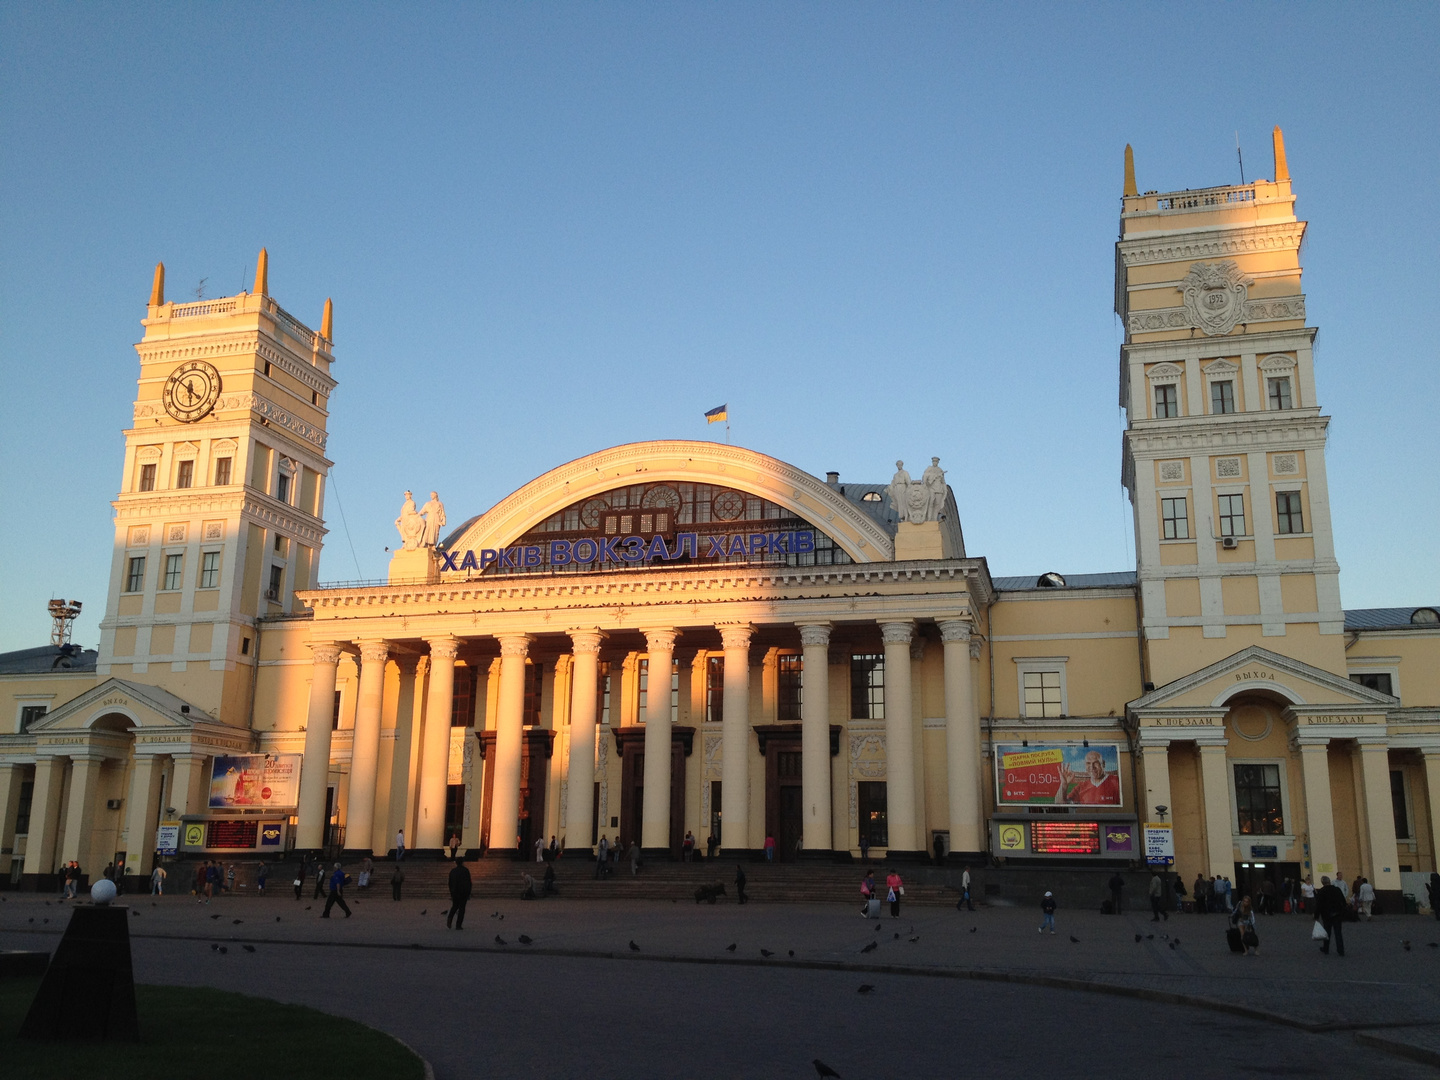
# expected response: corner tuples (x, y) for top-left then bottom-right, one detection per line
(909, 637), (927, 662)
(1292, 734), (1332, 751)
(937, 618), (972, 643)
(356, 639), (390, 665)
(1422, 747), (1440, 761)
(568, 628), (608, 655)
(1194, 737), (1229, 750)
(642, 628), (679, 653)
(169, 750), (210, 764)
(879, 620), (914, 645)
(718, 623), (754, 650)
(308, 641), (343, 665)
(796, 622), (832, 647)
(1356, 736), (1391, 748)
(496, 633), (533, 659)
(969, 638), (983, 660)
(426, 635), (463, 661)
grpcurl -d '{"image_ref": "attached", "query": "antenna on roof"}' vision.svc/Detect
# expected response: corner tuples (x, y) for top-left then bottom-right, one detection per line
(1235, 131), (1246, 185)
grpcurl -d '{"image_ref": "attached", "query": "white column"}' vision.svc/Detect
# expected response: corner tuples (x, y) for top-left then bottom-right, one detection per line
(1196, 741), (1234, 877)
(490, 634), (532, 855)
(1140, 743), (1174, 822)
(641, 628), (678, 852)
(169, 751), (209, 819)
(21, 756), (66, 875)
(122, 754), (165, 875)
(0, 763), (23, 877)
(345, 640), (389, 854)
(385, 656), (421, 853)
(416, 636), (460, 850)
(60, 753), (106, 865)
(719, 623), (753, 853)
(1297, 739), (1338, 877)
(1358, 738), (1402, 893)
(296, 642), (342, 850)
(567, 629), (605, 855)
(1425, 751), (1440, 883)
(798, 623), (833, 852)
(939, 619), (981, 856)
(880, 620), (918, 853)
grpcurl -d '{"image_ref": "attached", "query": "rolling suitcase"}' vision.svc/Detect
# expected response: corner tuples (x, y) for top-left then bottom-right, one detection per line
(1226, 926), (1245, 953)
(865, 895), (882, 919)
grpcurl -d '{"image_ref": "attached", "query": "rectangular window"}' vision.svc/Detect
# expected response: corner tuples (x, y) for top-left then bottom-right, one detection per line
(523, 662), (543, 726)
(1391, 769), (1410, 840)
(20, 705), (47, 732)
(1349, 672), (1393, 696)
(777, 654), (803, 722)
(444, 784), (466, 841)
(213, 456), (232, 486)
(125, 556), (146, 593)
(15, 781), (34, 835)
(598, 664), (612, 726)
(1218, 493), (1246, 537)
(451, 665), (476, 727)
(138, 463), (156, 492)
(1267, 376), (1293, 410)
(1234, 763), (1285, 835)
(267, 564), (283, 600)
(1153, 384), (1178, 419)
(175, 459), (194, 489)
(1161, 496), (1189, 540)
(706, 656), (724, 724)
(850, 654), (884, 720)
(1210, 380), (1236, 414)
(857, 781), (888, 848)
(277, 473), (292, 504)
(1022, 671), (1062, 718)
(332, 689), (342, 730)
(199, 551), (220, 588)
(1275, 491), (1304, 534)
(636, 658), (679, 724)
(163, 553), (184, 591)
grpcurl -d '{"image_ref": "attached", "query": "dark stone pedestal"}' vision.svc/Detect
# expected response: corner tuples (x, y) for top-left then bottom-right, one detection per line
(882, 849), (931, 863)
(0, 951), (50, 977)
(20, 904), (138, 1042)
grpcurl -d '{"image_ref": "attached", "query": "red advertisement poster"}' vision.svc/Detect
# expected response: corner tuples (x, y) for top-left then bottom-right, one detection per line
(995, 743), (1123, 806)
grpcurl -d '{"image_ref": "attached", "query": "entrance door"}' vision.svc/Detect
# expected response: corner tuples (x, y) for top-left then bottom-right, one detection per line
(1234, 860), (1301, 912)
(778, 784), (803, 862)
(478, 729), (556, 855)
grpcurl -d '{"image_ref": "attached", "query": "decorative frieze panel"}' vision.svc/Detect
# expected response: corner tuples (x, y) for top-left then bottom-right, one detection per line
(1127, 295), (1305, 336)
(1118, 222), (1306, 267)
(134, 391), (327, 451)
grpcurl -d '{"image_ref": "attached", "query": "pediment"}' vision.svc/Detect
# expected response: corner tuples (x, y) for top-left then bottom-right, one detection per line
(29, 677), (215, 733)
(1129, 646), (1396, 715)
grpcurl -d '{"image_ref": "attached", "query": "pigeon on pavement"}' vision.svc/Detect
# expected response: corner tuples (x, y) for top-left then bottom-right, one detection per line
(860, 941), (878, 954)
(519, 935), (533, 945)
(760, 949), (774, 958)
(726, 943), (737, 952)
(857, 985), (875, 995)
(908, 936), (920, 944)
(1134, 934), (1143, 943)
(218, 946), (228, 954)
(495, 935), (506, 945)
(1069, 936), (1080, 944)
(969, 926), (977, 934)
(242, 945), (256, 953)
(629, 940), (640, 952)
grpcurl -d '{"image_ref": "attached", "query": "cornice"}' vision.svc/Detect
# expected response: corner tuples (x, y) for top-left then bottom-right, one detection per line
(1118, 221), (1306, 267)
(1124, 414), (1328, 457)
(243, 495), (328, 543)
(138, 329), (335, 394)
(1122, 325), (1317, 363)
(114, 489), (249, 519)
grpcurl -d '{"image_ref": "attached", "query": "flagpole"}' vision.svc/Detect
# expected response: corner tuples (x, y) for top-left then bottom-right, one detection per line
(726, 418), (730, 445)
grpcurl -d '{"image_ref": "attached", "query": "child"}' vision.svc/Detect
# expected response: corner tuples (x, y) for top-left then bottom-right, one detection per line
(1039, 891), (1057, 934)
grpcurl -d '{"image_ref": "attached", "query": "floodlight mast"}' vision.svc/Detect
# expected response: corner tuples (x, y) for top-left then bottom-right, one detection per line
(48, 599), (82, 647)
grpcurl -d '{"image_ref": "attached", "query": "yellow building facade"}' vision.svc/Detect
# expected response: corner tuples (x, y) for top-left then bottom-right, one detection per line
(2, 135), (1437, 909)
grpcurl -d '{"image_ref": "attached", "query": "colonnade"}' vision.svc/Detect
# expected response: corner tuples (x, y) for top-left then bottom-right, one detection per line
(295, 617), (986, 859)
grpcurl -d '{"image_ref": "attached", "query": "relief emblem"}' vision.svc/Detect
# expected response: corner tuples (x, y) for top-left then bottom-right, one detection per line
(1181, 261), (1253, 336)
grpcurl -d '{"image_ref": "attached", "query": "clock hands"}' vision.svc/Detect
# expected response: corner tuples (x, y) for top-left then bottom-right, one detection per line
(182, 378), (200, 404)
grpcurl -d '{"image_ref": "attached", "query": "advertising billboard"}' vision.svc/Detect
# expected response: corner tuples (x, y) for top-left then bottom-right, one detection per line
(995, 743), (1123, 807)
(208, 753), (301, 810)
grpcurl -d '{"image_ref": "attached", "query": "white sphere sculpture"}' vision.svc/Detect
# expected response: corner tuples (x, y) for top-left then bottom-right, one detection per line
(90, 878), (118, 905)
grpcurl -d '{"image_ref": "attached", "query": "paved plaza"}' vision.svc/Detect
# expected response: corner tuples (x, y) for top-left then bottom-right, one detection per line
(4, 891), (1440, 1077)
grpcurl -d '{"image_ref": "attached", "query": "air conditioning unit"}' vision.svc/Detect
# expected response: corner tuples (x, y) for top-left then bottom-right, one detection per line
(1221, 536), (1238, 550)
(106, 798), (123, 810)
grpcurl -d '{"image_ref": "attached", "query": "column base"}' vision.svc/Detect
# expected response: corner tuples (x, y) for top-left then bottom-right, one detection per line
(481, 846), (527, 861)
(944, 851), (988, 865)
(340, 848), (374, 861)
(882, 849), (931, 863)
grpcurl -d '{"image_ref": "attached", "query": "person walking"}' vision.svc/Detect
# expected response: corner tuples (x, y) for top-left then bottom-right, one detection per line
(706, 833), (718, 860)
(390, 864), (404, 901)
(320, 863), (352, 918)
(628, 841), (641, 877)
(1333, 871), (1349, 903)
(859, 832), (870, 862)
(735, 864), (748, 906)
(682, 831), (695, 862)
(764, 835), (776, 862)
(1231, 896), (1260, 955)
(885, 870), (904, 919)
(225, 864), (236, 893)
(446, 859), (472, 930)
(1314, 875), (1346, 956)
(860, 869), (876, 918)
(595, 835), (610, 879)
(1260, 878), (1276, 916)
(1173, 873), (1186, 912)
(256, 861), (268, 895)
(1428, 872), (1440, 921)
(1108, 871), (1124, 914)
(150, 864), (166, 896)
(959, 865), (975, 912)
(448, 833), (461, 859)
(312, 859), (327, 900)
(205, 862), (220, 902)
(1149, 872), (1169, 922)
(1356, 877), (1375, 920)
(1193, 873), (1207, 914)
(293, 861), (306, 900)
(1300, 874), (1314, 914)
(1039, 891), (1057, 934)
(395, 829), (406, 861)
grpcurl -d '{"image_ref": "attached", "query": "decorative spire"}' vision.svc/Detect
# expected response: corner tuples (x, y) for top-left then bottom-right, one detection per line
(321, 297), (333, 341)
(1123, 144), (1138, 197)
(149, 262), (165, 307)
(1272, 126), (1289, 182)
(253, 247), (268, 296)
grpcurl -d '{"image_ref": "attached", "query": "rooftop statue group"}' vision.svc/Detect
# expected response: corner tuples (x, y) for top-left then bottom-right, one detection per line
(889, 457), (947, 525)
(395, 490), (446, 551)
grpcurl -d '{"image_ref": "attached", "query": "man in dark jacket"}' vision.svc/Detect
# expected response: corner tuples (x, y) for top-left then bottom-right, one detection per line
(320, 863), (351, 918)
(446, 858), (472, 930)
(1108, 872), (1124, 913)
(1314, 874), (1347, 956)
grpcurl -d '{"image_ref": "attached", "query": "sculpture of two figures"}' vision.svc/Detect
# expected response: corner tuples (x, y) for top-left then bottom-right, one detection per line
(395, 490), (446, 551)
(888, 458), (947, 524)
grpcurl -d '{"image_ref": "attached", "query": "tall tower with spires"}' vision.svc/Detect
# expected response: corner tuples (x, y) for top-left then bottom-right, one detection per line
(1117, 129), (1344, 687)
(96, 251), (336, 724)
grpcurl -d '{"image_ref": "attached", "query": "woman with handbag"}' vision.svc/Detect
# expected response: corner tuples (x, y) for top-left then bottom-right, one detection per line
(885, 870), (904, 919)
(1231, 896), (1259, 956)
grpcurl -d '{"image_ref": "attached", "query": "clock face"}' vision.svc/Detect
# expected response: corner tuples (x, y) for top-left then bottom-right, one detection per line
(163, 361), (221, 422)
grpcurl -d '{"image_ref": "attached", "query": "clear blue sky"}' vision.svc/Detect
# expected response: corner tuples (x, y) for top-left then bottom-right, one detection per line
(2, 3), (1436, 652)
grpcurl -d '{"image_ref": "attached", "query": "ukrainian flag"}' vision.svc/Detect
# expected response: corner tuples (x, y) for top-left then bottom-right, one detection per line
(704, 404), (728, 424)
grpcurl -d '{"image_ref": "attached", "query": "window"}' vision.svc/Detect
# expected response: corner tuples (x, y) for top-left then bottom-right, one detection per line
(523, 662), (544, 726)
(1217, 493), (1246, 537)
(163, 553), (184, 591)
(20, 705), (47, 732)
(1153, 384), (1179, 419)
(15, 781), (33, 835)
(1391, 770), (1410, 840)
(1022, 671), (1062, 718)
(1275, 491), (1304, 534)
(1349, 672), (1393, 696)
(267, 563), (283, 600)
(1234, 763), (1284, 835)
(850, 654), (884, 720)
(598, 663), (613, 726)
(277, 473), (292, 504)
(176, 459), (194, 489)
(1210, 380), (1236, 414)
(706, 656), (724, 724)
(451, 665), (476, 727)
(332, 689), (342, 730)
(778, 654), (802, 722)
(1161, 497), (1189, 540)
(125, 556), (146, 593)
(214, 456), (232, 486)
(138, 463), (156, 492)
(1267, 377), (1293, 410)
(857, 782), (888, 848)
(444, 784), (466, 841)
(199, 551), (220, 588)
(274, 534), (287, 555)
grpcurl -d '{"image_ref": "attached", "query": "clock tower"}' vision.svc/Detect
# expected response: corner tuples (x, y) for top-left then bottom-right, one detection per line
(97, 251), (336, 725)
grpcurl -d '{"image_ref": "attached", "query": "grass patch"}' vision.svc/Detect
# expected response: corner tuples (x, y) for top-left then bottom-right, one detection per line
(0, 977), (424, 1079)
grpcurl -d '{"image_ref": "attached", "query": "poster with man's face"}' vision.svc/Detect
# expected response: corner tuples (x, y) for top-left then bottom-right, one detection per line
(995, 744), (1123, 806)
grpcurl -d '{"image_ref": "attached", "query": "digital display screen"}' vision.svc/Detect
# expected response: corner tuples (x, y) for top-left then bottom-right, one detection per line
(206, 820), (259, 850)
(1030, 821), (1100, 854)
